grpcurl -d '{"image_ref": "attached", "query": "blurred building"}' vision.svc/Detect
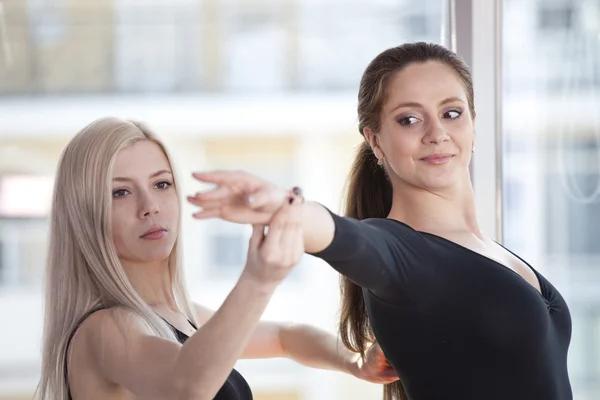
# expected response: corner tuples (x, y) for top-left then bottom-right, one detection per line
(0, 0), (599, 399)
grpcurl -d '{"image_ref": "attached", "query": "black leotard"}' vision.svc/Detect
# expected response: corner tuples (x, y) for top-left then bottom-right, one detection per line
(310, 210), (572, 400)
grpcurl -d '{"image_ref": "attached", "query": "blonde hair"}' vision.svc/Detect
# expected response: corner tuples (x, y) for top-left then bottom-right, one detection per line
(35, 117), (198, 400)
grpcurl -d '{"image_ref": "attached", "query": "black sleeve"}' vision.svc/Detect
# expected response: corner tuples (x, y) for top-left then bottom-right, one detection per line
(309, 207), (433, 300)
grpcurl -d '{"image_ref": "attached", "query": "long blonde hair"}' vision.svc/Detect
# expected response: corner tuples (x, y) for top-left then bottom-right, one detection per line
(36, 117), (198, 400)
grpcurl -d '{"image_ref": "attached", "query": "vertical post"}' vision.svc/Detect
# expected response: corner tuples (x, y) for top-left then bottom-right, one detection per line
(454, 0), (504, 242)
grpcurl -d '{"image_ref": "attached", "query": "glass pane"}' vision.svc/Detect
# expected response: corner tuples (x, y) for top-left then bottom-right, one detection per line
(502, 0), (600, 399)
(0, 0), (448, 94)
(0, 0), (450, 398)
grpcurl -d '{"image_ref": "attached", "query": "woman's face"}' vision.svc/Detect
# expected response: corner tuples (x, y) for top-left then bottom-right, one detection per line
(110, 140), (179, 268)
(365, 61), (475, 192)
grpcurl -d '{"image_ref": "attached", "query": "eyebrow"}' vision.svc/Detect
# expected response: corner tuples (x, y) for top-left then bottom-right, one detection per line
(113, 169), (172, 182)
(389, 96), (465, 114)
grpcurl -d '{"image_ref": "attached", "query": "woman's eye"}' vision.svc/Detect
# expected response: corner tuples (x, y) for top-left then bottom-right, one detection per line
(155, 181), (172, 190)
(398, 116), (420, 126)
(445, 110), (462, 119)
(112, 189), (129, 197)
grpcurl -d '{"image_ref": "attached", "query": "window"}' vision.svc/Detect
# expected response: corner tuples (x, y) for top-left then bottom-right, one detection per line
(220, 1), (287, 91)
(201, 138), (298, 279)
(503, 0), (600, 397)
(27, 0), (114, 93)
(0, 175), (53, 218)
(405, 14), (430, 37)
(0, 175), (52, 288)
(537, 5), (575, 31)
(114, 0), (203, 92)
(296, 0), (446, 90)
(0, 217), (48, 288)
(545, 169), (600, 256)
(209, 234), (247, 269)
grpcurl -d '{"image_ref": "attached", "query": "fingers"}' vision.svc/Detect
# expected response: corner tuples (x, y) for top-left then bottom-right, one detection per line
(259, 198), (290, 250)
(191, 208), (221, 220)
(192, 170), (252, 185)
(277, 197), (303, 263)
(187, 186), (232, 204)
(192, 204), (274, 224)
(260, 191), (303, 263)
(249, 225), (266, 249)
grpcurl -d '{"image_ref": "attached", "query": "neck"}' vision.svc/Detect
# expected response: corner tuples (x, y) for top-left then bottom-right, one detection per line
(388, 174), (482, 237)
(122, 259), (178, 310)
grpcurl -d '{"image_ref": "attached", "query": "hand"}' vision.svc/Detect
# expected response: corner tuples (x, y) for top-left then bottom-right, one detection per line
(349, 342), (399, 384)
(240, 191), (304, 287)
(187, 171), (290, 224)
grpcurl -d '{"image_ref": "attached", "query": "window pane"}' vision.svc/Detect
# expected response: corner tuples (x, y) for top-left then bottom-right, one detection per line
(297, 0), (445, 90)
(502, 0), (600, 398)
(0, 0), (448, 94)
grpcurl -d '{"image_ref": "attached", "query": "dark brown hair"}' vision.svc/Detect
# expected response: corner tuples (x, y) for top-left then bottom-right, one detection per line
(340, 42), (475, 400)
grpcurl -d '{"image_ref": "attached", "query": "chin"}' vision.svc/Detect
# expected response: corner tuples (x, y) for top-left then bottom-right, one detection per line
(139, 245), (175, 263)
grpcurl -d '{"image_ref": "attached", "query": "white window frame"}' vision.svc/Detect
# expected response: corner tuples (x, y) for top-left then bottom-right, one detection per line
(453, 0), (504, 243)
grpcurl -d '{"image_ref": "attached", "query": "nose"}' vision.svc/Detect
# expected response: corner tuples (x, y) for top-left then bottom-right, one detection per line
(138, 192), (160, 218)
(423, 119), (450, 145)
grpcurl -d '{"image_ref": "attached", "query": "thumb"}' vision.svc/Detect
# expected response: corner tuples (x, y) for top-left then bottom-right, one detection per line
(249, 224), (266, 249)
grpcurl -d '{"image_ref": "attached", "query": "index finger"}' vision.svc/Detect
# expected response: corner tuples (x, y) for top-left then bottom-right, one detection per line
(192, 170), (254, 185)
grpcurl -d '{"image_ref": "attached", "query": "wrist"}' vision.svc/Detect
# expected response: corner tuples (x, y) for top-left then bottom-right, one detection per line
(337, 344), (361, 377)
(344, 353), (361, 377)
(237, 271), (281, 296)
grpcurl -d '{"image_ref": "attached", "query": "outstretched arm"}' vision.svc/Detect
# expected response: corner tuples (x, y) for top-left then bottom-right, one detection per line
(194, 304), (398, 384)
(187, 171), (336, 253)
(187, 171), (413, 295)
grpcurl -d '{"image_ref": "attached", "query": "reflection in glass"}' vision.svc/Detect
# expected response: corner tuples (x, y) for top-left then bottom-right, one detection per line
(502, 1), (600, 399)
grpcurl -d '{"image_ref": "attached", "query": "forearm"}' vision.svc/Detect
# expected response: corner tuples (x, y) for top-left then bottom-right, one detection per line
(279, 323), (358, 376)
(301, 201), (336, 254)
(173, 276), (277, 399)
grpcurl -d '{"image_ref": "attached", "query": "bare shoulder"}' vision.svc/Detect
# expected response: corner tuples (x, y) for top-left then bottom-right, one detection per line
(72, 307), (152, 351)
(67, 307), (152, 398)
(67, 307), (188, 399)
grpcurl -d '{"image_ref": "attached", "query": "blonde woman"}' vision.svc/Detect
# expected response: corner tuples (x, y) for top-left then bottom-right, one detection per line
(35, 117), (397, 400)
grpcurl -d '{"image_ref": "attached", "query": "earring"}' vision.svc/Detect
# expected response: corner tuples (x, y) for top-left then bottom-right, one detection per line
(377, 157), (384, 165)
(472, 146), (476, 153)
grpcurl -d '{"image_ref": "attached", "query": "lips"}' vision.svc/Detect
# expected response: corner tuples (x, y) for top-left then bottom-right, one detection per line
(420, 153), (454, 164)
(140, 225), (167, 239)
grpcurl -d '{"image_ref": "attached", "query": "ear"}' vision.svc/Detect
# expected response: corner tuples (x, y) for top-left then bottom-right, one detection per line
(363, 127), (384, 160)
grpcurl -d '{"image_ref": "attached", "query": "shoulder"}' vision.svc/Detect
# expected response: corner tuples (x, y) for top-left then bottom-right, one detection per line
(363, 217), (414, 229)
(67, 307), (151, 389)
(362, 217), (423, 239)
(78, 307), (151, 339)
(70, 307), (152, 362)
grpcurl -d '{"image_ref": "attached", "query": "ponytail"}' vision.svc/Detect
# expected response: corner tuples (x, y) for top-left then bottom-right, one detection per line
(339, 141), (407, 400)
(344, 141), (392, 220)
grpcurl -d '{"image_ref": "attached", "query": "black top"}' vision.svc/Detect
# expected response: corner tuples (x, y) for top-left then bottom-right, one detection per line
(162, 319), (253, 400)
(311, 210), (572, 400)
(65, 306), (253, 400)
